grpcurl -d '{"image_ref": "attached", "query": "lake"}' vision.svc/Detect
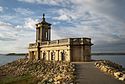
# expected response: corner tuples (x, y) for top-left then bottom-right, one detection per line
(0, 55), (125, 68)
(92, 55), (125, 68)
(0, 55), (25, 66)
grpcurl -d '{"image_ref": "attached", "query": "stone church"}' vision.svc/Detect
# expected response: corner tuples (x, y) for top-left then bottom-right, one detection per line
(28, 14), (93, 62)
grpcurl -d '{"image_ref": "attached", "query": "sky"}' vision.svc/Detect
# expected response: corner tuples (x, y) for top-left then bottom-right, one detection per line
(0, 0), (125, 54)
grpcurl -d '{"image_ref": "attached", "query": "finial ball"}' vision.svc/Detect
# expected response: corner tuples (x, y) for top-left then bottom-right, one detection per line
(43, 13), (45, 17)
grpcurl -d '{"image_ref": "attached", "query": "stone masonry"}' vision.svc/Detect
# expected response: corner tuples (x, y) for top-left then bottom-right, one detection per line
(28, 14), (93, 62)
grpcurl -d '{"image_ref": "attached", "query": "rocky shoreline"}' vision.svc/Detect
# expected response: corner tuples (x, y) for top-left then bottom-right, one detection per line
(95, 60), (125, 82)
(0, 58), (75, 84)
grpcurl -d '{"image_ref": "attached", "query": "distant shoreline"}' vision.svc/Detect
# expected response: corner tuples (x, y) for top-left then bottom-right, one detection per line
(0, 53), (125, 56)
(0, 53), (27, 56)
(92, 53), (125, 55)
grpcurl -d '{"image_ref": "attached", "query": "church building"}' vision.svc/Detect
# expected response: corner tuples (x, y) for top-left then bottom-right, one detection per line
(28, 14), (93, 62)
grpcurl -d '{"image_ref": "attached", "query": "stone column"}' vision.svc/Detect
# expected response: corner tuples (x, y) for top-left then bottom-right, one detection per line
(59, 50), (62, 61)
(49, 51), (52, 61)
(40, 51), (42, 59)
(65, 50), (70, 62)
(40, 27), (42, 42)
(35, 51), (37, 60)
(36, 42), (40, 60)
(81, 46), (84, 62)
(68, 49), (71, 62)
(47, 50), (50, 61)
(29, 51), (32, 60)
(57, 50), (59, 61)
(55, 50), (59, 61)
(48, 29), (51, 41)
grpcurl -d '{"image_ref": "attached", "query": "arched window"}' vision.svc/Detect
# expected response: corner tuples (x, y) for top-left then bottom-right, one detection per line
(43, 52), (46, 60)
(51, 51), (55, 60)
(31, 51), (35, 60)
(61, 51), (65, 61)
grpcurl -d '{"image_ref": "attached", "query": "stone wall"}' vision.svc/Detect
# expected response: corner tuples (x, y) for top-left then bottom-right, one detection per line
(28, 38), (92, 62)
(71, 45), (91, 62)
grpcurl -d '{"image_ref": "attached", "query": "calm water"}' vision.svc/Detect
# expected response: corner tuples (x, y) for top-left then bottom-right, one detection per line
(0, 55), (125, 68)
(0, 55), (25, 66)
(92, 55), (125, 68)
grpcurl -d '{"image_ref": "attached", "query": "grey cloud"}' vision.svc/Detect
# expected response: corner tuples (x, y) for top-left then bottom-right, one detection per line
(1, 0), (125, 53)
(0, 36), (16, 41)
(14, 8), (34, 16)
(92, 41), (125, 53)
(83, 0), (125, 23)
(17, 0), (72, 8)
(52, 11), (125, 52)
(0, 6), (3, 12)
(18, 0), (63, 5)
(17, 0), (125, 22)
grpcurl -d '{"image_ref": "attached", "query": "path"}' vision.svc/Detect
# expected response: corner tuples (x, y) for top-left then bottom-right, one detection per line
(74, 62), (123, 84)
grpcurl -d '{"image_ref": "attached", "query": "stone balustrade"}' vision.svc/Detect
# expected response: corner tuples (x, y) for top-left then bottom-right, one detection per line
(29, 38), (92, 48)
(29, 43), (37, 48)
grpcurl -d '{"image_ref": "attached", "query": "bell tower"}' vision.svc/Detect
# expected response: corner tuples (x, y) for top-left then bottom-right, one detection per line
(36, 14), (51, 43)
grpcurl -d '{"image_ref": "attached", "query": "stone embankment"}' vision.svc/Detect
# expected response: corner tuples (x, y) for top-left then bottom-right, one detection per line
(95, 60), (125, 82)
(0, 58), (75, 84)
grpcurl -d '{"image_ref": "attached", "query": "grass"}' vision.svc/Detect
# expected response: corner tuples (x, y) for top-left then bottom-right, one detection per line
(0, 74), (37, 84)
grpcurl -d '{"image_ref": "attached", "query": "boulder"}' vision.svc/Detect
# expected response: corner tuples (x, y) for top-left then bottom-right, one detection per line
(119, 77), (125, 81)
(96, 64), (100, 67)
(95, 60), (125, 82)
(114, 72), (123, 79)
(118, 74), (125, 81)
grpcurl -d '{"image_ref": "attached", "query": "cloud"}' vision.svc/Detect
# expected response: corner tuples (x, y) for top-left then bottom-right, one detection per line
(0, 18), (37, 53)
(0, 17), (37, 42)
(73, 0), (125, 23)
(0, 6), (3, 12)
(0, 36), (16, 41)
(14, 8), (34, 16)
(23, 18), (38, 30)
(52, 8), (79, 23)
(1, 0), (125, 53)
(17, 0), (64, 5)
(52, 8), (125, 52)
(0, 15), (16, 21)
(0, 21), (18, 41)
(54, 14), (72, 21)
(17, 0), (125, 23)
(48, 0), (125, 52)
